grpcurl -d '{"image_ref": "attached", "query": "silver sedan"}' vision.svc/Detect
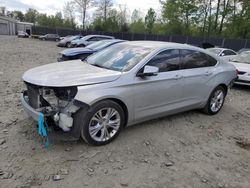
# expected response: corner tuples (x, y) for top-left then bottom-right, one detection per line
(21, 41), (237, 145)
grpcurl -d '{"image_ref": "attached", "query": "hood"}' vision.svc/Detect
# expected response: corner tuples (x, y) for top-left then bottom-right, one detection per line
(61, 36), (78, 43)
(229, 62), (250, 72)
(22, 60), (121, 87)
(61, 48), (94, 56)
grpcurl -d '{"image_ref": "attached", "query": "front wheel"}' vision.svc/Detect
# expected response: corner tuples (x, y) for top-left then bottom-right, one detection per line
(75, 100), (125, 146)
(203, 86), (226, 115)
(66, 42), (71, 48)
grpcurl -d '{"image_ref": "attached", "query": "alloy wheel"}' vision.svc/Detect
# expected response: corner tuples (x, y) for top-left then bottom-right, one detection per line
(88, 108), (121, 142)
(210, 89), (224, 113)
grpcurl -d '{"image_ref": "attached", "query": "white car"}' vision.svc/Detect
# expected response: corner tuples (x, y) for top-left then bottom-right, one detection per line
(70, 35), (114, 47)
(17, 31), (29, 38)
(207, 48), (237, 62)
(229, 51), (250, 86)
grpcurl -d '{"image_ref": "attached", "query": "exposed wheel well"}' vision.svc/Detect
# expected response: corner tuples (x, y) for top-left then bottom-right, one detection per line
(218, 84), (228, 95)
(106, 98), (128, 127)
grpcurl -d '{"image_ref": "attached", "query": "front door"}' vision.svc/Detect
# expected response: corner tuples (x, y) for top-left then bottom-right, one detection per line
(133, 49), (184, 121)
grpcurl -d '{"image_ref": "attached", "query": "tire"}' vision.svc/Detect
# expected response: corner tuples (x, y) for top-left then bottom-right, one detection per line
(203, 86), (226, 115)
(79, 44), (85, 47)
(74, 100), (125, 146)
(66, 42), (71, 48)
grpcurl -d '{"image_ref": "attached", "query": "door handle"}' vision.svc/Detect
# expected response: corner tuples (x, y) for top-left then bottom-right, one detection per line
(174, 75), (183, 80)
(205, 71), (212, 76)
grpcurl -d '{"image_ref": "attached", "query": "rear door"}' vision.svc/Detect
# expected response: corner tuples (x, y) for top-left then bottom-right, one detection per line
(180, 49), (218, 105)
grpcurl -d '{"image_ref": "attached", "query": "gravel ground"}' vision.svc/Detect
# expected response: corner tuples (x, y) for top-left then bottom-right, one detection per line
(0, 35), (250, 188)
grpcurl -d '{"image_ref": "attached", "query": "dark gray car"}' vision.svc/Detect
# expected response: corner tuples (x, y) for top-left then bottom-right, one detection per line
(39, 34), (60, 41)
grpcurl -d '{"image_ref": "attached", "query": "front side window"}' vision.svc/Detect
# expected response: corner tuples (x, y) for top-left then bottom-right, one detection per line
(87, 37), (97, 42)
(223, 50), (237, 56)
(147, 49), (181, 72)
(86, 43), (153, 71)
(181, 50), (217, 69)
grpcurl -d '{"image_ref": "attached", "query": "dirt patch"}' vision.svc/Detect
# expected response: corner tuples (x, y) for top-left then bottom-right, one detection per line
(234, 137), (250, 150)
(0, 35), (250, 188)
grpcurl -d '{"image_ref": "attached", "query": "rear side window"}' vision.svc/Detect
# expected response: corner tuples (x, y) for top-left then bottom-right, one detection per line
(181, 50), (217, 69)
(88, 37), (98, 41)
(147, 49), (181, 72)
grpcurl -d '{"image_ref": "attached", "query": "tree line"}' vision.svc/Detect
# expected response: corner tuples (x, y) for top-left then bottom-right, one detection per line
(4, 0), (250, 39)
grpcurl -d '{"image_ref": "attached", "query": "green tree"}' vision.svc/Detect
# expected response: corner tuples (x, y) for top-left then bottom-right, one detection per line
(130, 9), (145, 33)
(7, 10), (25, 21)
(63, 1), (76, 29)
(24, 8), (38, 23)
(161, 0), (199, 35)
(97, 0), (113, 22)
(145, 8), (156, 34)
(74, 0), (94, 29)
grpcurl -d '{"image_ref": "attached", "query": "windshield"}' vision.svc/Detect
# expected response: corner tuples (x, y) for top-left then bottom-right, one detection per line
(86, 43), (153, 71)
(87, 40), (116, 50)
(208, 48), (222, 55)
(231, 51), (250, 64)
(80, 36), (90, 41)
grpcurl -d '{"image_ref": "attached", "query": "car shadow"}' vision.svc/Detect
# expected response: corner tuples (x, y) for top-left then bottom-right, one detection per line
(232, 85), (250, 91)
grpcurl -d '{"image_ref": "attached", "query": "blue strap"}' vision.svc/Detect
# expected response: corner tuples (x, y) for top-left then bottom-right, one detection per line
(38, 113), (49, 148)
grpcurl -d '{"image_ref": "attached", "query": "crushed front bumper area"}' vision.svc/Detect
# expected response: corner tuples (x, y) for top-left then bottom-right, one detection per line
(21, 84), (80, 132)
(21, 91), (40, 121)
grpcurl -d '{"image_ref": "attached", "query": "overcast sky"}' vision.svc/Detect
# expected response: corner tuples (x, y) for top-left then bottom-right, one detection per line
(0, 0), (161, 17)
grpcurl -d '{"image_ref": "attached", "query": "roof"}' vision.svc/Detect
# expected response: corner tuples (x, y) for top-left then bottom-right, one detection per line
(85, 35), (114, 38)
(0, 16), (33, 25)
(124, 41), (201, 50)
(209, 47), (234, 51)
(17, 21), (33, 25)
(0, 15), (18, 22)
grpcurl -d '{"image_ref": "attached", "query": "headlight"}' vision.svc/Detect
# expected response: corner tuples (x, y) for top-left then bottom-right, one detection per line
(58, 53), (63, 59)
(53, 87), (78, 101)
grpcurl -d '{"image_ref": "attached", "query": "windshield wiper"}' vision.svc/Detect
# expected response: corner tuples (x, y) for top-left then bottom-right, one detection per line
(91, 64), (108, 69)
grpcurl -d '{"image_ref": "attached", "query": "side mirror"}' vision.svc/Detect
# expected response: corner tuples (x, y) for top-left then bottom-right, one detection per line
(137, 65), (159, 77)
(220, 53), (225, 56)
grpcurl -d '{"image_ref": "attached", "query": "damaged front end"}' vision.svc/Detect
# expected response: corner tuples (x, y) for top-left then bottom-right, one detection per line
(22, 82), (80, 132)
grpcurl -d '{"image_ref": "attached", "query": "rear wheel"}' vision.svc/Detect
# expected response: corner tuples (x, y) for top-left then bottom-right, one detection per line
(75, 100), (125, 146)
(203, 86), (226, 115)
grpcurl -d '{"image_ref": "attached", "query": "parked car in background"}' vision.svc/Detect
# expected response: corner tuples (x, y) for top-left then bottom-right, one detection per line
(17, 31), (29, 38)
(39, 34), (60, 41)
(70, 35), (115, 47)
(59, 35), (73, 41)
(238, 48), (250, 54)
(207, 47), (237, 62)
(57, 39), (125, 62)
(21, 41), (237, 146)
(57, 35), (83, 48)
(229, 51), (250, 86)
